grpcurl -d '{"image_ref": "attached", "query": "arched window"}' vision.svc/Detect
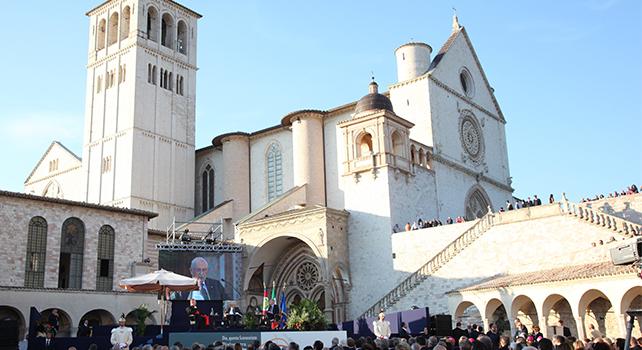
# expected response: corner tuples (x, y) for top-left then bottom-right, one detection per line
(152, 66), (157, 85)
(465, 186), (492, 220)
(419, 149), (425, 166)
(169, 72), (173, 91)
(147, 6), (159, 42)
(97, 19), (106, 50)
(356, 133), (373, 158)
(201, 165), (214, 212)
(120, 6), (130, 40)
(266, 143), (283, 201)
(391, 131), (403, 156)
(58, 218), (85, 289)
(108, 12), (119, 46)
(96, 225), (115, 291)
(177, 20), (188, 54)
(25, 217), (47, 288)
(161, 13), (174, 48)
(410, 145), (416, 164)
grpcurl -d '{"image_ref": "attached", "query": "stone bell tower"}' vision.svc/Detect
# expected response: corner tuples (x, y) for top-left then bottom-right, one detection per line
(82, 0), (201, 229)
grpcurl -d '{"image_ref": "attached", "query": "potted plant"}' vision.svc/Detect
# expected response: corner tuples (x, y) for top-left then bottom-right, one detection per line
(129, 304), (157, 336)
(286, 299), (327, 331)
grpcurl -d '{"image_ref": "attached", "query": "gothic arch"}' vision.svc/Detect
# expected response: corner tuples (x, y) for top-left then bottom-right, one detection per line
(266, 142), (284, 202)
(161, 13), (175, 48)
(43, 180), (63, 199)
(464, 185), (492, 220)
(243, 234), (324, 293)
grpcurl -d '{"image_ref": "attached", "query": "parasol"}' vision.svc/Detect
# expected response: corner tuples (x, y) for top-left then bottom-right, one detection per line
(120, 269), (198, 335)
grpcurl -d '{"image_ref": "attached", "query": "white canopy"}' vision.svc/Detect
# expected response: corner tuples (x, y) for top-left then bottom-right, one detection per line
(119, 269), (198, 292)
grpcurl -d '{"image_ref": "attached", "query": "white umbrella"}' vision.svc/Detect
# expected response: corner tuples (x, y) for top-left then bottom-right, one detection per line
(119, 269), (198, 335)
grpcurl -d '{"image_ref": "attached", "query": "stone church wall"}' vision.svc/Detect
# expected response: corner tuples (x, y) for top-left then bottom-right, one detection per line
(249, 128), (293, 211)
(0, 194), (149, 290)
(384, 211), (615, 315)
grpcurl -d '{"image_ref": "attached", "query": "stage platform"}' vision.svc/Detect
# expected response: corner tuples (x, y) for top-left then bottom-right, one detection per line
(170, 330), (347, 348)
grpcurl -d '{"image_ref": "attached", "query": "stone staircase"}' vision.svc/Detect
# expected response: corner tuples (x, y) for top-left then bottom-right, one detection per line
(359, 212), (497, 318)
(560, 198), (641, 237)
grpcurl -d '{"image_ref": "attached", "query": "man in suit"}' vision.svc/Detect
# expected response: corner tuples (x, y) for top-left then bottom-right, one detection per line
(225, 301), (243, 327)
(266, 299), (280, 321)
(176, 257), (228, 300)
(558, 320), (571, 337)
(452, 321), (467, 339)
(43, 332), (55, 349)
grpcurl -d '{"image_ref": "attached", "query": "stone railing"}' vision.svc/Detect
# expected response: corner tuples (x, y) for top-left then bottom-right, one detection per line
(360, 211), (496, 318)
(560, 197), (641, 237)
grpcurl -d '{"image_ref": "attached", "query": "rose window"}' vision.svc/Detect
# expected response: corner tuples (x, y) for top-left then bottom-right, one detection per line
(296, 262), (319, 291)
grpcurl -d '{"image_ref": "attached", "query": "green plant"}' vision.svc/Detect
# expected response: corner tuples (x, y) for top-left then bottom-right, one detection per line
(242, 312), (258, 329)
(286, 299), (327, 331)
(129, 304), (157, 336)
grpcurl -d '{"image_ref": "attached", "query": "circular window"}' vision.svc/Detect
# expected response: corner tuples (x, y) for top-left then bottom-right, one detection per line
(459, 114), (483, 160)
(459, 68), (474, 98)
(296, 262), (319, 291)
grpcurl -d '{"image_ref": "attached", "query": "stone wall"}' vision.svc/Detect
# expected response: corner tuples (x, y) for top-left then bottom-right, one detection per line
(386, 209), (614, 315)
(0, 193), (150, 290)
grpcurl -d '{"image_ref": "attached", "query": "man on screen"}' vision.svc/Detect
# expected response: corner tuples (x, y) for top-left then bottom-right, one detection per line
(176, 256), (227, 300)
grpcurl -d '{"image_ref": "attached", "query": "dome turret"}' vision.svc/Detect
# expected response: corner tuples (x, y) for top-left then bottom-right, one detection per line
(354, 81), (394, 115)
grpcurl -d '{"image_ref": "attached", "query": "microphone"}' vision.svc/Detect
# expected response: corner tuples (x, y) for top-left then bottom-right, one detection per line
(220, 278), (242, 299)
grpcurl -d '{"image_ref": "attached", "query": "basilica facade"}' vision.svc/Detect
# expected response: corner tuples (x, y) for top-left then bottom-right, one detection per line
(8, 0), (641, 340)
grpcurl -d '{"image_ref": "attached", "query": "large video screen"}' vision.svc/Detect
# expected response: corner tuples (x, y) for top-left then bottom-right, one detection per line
(159, 251), (242, 301)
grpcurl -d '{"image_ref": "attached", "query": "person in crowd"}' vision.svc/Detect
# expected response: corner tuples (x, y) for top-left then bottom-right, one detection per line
(266, 298), (280, 321)
(393, 224), (401, 233)
(373, 312), (392, 340)
(549, 194), (555, 204)
(531, 325), (543, 340)
(451, 321), (466, 339)
(572, 340), (584, 350)
(534, 195), (542, 206)
(506, 201), (514, 211)
(405, 223), (411, 232)
(499, 336), (511, 350)
(538, 338), (554, 350)
(110, 315), (133, 350)
(48, 309), (60, 337)
(587, 324), (601, 340)
(412, 222), (418, 230)
(558, 320), (571, 338)
(399, 322), (410, 339)
(516, 200), (523, 209)
(44, 332), (55, 349)
(514, 319), (528, 340)
(446, 217), (454, 225)
(77, 319), (92, 337)
(486, 323), (500, 349)
(499, 207), (505, 213)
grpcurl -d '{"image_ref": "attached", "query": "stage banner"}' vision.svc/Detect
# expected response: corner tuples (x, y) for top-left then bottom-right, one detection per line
(169, 331), (347, 349)
(170, 331), (261, 348)
(261, 331), (347, 348)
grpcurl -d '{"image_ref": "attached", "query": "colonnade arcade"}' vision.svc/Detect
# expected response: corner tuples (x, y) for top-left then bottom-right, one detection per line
(449, 273), (642, 339)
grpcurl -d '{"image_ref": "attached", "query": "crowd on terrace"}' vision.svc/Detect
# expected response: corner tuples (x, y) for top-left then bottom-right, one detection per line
(581, 184), (639, 203)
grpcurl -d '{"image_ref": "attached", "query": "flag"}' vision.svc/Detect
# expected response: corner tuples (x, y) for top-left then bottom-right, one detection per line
(262, 286), (269, 315)
(279, 286), (287, 316)
(271, 280), (276, 301)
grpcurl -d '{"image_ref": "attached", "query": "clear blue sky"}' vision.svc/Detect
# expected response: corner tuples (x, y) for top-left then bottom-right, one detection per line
(0, 0), (640, 201)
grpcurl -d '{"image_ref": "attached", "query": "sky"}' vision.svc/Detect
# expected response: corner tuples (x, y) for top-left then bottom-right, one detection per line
(0, 0), (640, 202)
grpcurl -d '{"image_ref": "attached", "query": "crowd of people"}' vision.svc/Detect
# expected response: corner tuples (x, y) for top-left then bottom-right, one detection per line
(581, 184), (639, 203)
(393, 216), (467, 233)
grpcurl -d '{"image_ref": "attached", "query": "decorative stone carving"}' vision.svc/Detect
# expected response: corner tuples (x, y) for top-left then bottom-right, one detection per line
(459, 112), (484, 164)
(296, 262), (319, 291)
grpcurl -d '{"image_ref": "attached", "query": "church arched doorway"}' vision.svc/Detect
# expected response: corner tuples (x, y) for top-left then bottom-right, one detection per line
(244, 235), (335, 320)
(465, 185), (491, 220)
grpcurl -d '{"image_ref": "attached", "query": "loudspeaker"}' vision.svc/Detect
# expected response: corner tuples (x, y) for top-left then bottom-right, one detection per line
(430, 314), (452, 336)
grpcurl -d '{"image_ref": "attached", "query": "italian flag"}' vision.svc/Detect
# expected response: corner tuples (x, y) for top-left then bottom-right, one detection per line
(262, 286), (269, 315)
